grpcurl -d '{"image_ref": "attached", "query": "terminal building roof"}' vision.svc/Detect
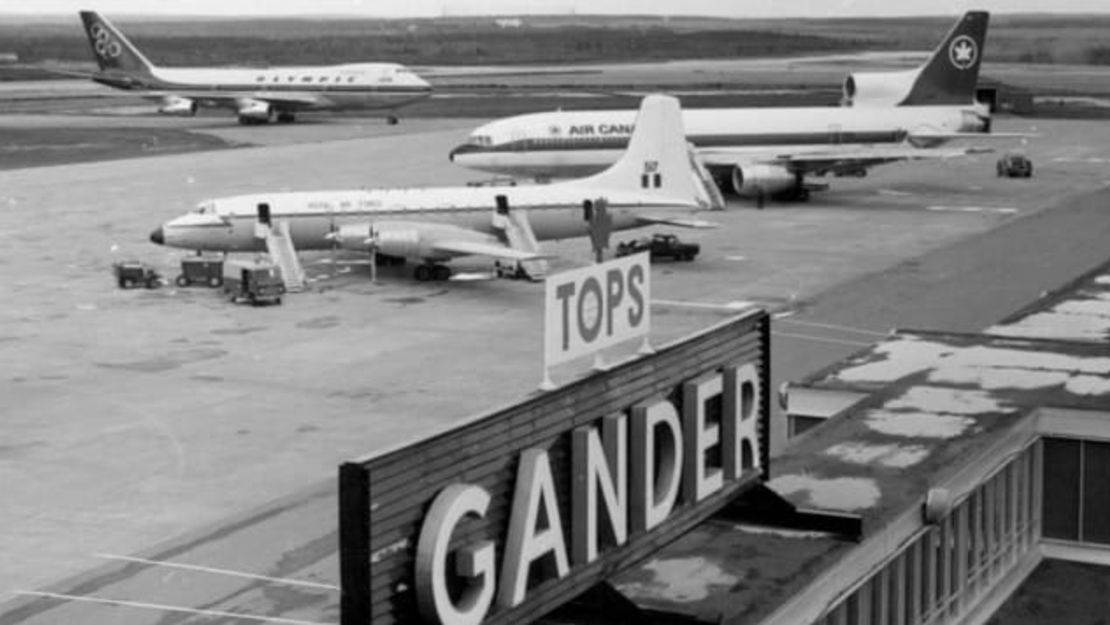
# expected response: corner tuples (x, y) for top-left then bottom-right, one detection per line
(600, 263), (1110, 624)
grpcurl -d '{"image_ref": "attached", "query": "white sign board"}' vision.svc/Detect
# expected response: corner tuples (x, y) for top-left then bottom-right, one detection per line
(544, 253), (651, 371)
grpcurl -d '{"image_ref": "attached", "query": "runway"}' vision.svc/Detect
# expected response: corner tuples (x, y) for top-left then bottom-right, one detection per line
(2, 105), (1110, 623)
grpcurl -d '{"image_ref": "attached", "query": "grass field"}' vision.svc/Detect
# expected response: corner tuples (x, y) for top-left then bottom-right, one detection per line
(0, 127), (237, 170)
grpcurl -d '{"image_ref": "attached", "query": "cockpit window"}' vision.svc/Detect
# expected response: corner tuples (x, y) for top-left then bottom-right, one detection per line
(469, 134), (493, 147)
(194, 201), (214, 215)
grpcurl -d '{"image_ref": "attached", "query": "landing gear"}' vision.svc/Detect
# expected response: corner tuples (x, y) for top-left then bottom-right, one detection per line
(386, 114), (399, 125)
(414, 264), (451, 282)
(276, 112), (296, 123)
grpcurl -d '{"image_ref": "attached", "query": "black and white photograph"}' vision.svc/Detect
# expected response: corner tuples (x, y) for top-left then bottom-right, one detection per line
(2, 0), (1109, 623)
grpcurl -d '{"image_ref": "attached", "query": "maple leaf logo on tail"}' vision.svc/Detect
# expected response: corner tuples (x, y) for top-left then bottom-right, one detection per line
(949, 35), (978, 70)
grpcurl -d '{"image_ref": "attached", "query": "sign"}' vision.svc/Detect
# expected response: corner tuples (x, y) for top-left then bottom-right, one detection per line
(339, 312), (770, 625)
(543, 253), (650, 373)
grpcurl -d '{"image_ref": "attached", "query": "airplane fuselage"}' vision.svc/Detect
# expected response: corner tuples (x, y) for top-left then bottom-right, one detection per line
(157, 185), (691, 253)
(108, 63), (432, 111)
(450, 105), (985, 178)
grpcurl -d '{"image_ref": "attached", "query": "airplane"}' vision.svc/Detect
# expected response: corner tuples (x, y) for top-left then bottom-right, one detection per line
(448, 11), (1012, 206)
(149, 94), (721, 282)
(77, 11), (432, 125)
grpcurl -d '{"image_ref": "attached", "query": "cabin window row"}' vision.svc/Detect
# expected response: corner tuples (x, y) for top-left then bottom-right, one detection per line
(255, 76), (360, 83)
(813, 442), (1039, 625)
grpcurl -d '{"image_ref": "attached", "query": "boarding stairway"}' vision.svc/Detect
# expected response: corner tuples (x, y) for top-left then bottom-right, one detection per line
(688, 145), (727, 211)
(255, 219), (306, 291)
(491, 195), (547, 281)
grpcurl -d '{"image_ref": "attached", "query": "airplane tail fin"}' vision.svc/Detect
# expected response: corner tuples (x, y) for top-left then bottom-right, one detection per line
(900, 11), (988, 106)
(79, 11), (156, 74)
(584, 94), (716, 209)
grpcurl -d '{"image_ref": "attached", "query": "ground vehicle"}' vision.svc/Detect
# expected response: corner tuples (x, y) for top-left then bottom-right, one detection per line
(175, 257), (224, 287)
(615, 233), (700, 261)
(113, 261), (161, 289)
(222, 260), (285, 306)
(997, 152), (1033, 178)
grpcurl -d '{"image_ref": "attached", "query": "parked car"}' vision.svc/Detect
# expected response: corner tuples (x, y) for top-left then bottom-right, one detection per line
(615, 233), (700, 261)
(997, 152), (1033, 178)
(113, 261), (161, 289)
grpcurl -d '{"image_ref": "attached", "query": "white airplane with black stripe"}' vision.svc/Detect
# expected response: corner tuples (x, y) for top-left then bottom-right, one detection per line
(149, 95), (721, 282)
(78, 11), (431, 125)
(450, 11), (1018, 206)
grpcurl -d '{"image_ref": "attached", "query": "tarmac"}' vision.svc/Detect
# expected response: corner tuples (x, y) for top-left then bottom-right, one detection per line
(2, 97), (1110, 623)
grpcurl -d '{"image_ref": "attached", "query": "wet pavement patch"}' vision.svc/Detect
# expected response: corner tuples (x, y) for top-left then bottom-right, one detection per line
(96, 347), (227, 372)
(296, 316), (341, 329)
(382, 296), (424, 306)
(211, 326), (267, 335)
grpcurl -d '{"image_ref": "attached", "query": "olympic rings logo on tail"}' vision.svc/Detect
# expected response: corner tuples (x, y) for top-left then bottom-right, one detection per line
(89, 22), (122, 59)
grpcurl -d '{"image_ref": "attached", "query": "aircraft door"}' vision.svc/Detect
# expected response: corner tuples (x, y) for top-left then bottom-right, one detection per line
(828, 124), (843, 145)
(496, 194), (509, 215)
(257, 202), (271, 226)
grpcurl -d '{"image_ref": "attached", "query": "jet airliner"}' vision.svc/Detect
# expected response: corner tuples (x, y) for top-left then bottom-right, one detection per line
(450, 12), (1012, 205)
(78, 11), (432, 125)
(150, 95), (720, 281)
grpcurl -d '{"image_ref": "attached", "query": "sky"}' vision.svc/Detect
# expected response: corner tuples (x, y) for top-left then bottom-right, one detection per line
(2, 0), (1107, 18)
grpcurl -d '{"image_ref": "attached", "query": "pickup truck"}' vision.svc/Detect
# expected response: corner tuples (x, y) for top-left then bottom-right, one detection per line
(615, 233), (699, 261)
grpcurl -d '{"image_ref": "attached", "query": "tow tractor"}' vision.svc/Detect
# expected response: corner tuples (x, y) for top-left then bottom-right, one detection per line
(113, 261), (162, 289)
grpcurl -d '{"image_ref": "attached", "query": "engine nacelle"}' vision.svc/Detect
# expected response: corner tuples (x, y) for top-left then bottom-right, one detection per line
(159, 95), (197, 117)
(731, 164), (797, 197)
(237, 99), (273, 122)
(842, 69), (919, 107)
(333, 223), (437, 259)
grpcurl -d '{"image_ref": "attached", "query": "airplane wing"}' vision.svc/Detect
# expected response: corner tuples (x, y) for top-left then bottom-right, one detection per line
(162, 90), (324, 110)
(908, 130), (1035, 141)
(430, 240), (548, 261)
(700, 143), (993, 177)
(634, 215), (718, 229)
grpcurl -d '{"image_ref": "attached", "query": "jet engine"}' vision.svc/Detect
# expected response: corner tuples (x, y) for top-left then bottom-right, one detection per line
(237, 99), (274, 124)
(731, 164), (797, 197)
(842, 70), (918, 107)
(159, 95), (197, 117)
(333, 222), (438, 259)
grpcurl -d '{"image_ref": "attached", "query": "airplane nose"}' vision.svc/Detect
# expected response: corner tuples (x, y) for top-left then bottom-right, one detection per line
(449, 144), (477, 162)
(149, 227), (164, 245)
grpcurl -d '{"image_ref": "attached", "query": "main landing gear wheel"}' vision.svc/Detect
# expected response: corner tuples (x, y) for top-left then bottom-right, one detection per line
(386, 114), (399, 125)
(276, 112), (296, 123)
(414, 264), (452, 282)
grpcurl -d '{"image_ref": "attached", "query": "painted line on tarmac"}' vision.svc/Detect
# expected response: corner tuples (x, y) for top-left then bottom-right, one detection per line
(927, 205), (1018, 215)
(12, 591), (331, 625)
(653, 299), (755, 311)
(775, 318), (889, 337)
(95, 553), (339, 591)
(771, 331), (872, 347)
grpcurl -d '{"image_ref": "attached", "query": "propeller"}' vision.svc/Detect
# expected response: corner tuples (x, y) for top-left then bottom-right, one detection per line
(366, 224), (378, 283)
